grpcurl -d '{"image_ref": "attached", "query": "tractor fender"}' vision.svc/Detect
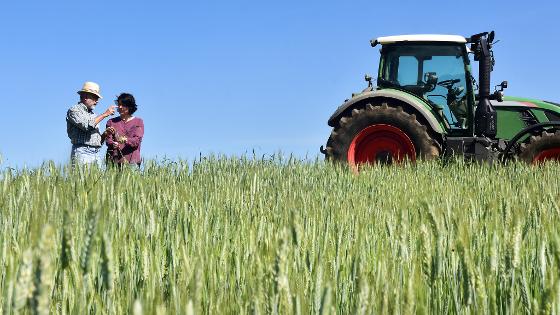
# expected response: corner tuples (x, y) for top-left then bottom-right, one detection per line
(327, 89), (445, 134)
(502, 122), (560, 160)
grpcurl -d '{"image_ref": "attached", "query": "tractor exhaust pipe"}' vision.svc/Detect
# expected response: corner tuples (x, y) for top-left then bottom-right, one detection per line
(469, 31), (497, 137)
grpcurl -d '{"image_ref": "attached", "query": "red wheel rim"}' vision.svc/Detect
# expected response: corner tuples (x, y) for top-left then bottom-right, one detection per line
(533, 148), (560, 164)
(348, 124), (416, 168)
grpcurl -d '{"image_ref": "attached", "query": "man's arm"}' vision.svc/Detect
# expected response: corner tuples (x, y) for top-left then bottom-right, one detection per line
(67, 105), (115, 130)
(95, 106), (116, 126)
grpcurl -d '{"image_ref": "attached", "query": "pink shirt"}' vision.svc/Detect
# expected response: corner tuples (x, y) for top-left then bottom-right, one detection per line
(105, 117), (144, 164)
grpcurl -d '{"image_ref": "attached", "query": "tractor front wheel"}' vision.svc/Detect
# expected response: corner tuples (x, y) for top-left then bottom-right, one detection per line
(519, 130), (560, 164)
(324, 103), (439, 169)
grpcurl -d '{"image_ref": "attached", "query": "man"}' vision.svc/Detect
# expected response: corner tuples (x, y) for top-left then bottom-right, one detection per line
(66, 81), (116, 165)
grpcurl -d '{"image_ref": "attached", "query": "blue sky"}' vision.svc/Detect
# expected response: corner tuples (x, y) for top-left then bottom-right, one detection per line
(0, 0), (558, 168)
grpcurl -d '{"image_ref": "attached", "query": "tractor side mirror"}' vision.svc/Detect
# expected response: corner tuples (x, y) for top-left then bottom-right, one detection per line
(364, 74), (373, 87)
(488, 31), (495, 44)
(492, 81), (508, 102)
(498, 81), (508, 90)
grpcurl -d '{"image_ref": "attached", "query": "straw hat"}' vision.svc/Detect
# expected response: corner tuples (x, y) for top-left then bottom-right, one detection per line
(77, 81), (103, 99)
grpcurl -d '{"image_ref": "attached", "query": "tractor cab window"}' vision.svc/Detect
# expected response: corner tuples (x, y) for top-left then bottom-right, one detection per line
(380, 44), (469, 129)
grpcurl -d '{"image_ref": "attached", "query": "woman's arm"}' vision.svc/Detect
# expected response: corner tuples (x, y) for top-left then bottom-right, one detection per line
(124, 119), (144, 148)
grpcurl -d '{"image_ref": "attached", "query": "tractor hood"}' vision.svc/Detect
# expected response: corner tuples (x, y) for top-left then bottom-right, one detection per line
(491, 96), (560, 114)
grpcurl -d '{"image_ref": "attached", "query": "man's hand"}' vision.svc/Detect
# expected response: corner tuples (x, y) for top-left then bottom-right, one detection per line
(104, 105), (116, 117)
(94, 106), (116, 126)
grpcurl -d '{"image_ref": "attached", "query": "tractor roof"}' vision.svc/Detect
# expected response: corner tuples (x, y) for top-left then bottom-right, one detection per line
(375, 35), (467, 45)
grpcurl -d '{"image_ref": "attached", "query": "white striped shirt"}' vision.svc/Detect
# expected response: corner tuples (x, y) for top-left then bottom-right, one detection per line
(66, 102), (102, 147)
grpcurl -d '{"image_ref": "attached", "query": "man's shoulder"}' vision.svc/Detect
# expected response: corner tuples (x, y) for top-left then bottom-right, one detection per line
(68, 103), (85, 113)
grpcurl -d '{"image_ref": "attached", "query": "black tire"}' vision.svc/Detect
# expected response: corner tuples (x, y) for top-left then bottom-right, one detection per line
(519, 130), (560, 163)
(324, 102), (439, 164)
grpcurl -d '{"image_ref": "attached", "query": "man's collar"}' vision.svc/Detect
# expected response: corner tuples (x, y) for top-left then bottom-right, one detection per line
(78, 102), (93, 113)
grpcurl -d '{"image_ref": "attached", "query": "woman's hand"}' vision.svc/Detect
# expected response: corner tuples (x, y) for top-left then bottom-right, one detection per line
(101, 127), (115, 143)
(102, 127), (115, 139)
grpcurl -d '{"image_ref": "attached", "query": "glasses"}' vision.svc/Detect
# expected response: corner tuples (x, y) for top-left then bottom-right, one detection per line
(82, 93), (99, 101)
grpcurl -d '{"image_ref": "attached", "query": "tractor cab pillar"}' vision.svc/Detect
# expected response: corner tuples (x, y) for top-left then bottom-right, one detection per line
(468, 32), (498, 137)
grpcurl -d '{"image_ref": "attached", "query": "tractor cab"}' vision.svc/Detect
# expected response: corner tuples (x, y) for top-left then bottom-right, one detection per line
(376, 35), (474, 133)
(323, 32), (560, 167)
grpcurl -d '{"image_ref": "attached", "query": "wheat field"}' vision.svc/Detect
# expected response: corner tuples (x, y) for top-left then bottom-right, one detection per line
(1, 157), (559, 314)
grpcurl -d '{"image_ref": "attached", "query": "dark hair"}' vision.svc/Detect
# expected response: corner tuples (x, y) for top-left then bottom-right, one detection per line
(117, 93), (138, 114)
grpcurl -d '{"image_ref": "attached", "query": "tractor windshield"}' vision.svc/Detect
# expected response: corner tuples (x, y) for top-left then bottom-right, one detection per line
(379, 44), (470, 129)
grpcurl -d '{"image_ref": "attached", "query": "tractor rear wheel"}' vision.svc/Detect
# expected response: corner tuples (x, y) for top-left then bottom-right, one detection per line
(325, 103), (439, 168)
(519, 130), (560, 164)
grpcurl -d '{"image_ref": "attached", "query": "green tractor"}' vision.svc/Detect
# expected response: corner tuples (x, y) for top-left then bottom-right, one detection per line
(321, 31), (560, 168)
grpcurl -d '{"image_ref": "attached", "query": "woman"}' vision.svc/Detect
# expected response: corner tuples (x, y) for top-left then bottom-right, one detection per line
(105, 93), (144, 166)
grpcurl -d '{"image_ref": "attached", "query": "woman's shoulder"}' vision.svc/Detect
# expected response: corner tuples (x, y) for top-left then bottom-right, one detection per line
(108, 117), (122, 124)
(132, 117), (144, 125)
(106, 117), (117, 127)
